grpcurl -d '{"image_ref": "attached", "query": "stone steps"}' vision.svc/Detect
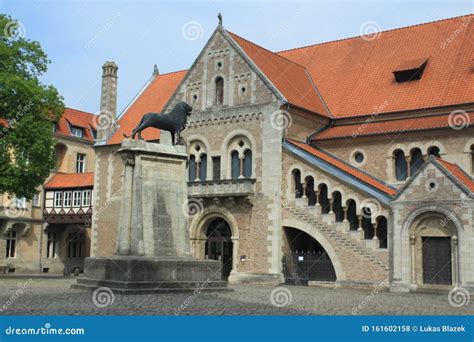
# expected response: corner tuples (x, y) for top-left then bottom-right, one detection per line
(283, 204), (389, 272)
(73, 277), (230, 294)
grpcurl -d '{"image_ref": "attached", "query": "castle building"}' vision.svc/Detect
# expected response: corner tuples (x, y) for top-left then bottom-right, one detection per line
(70, 15), (474, 292)
(0, 108), (96, 274)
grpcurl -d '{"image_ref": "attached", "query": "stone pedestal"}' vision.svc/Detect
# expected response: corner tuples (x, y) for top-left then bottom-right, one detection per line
(73, 139), (228, 293)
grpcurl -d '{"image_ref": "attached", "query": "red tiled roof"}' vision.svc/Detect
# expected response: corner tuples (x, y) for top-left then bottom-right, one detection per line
(436, 158), (474, 193)
(108, 70), (187, 145)
(313, 112), (474, 140)
(287, 139), (397, 196)
(228, 32), (330, 117)
(56, 108), (97, 142)
(277, 15), (474, 117)
(45, 172), (94, 189)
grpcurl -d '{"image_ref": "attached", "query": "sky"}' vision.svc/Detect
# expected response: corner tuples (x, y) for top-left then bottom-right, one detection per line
(1, 0), (472, 115)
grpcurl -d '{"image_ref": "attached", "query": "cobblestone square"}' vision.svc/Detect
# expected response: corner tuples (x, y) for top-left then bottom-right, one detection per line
(0, 277), (471, 316)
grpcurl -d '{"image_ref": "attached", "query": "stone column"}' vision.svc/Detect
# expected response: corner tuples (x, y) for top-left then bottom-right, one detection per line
(116, 151), (135, 255)
(452, 235), (458, 286)
(329, 198), (334, 214)
(314, 190), (320, 207)
(410, 234), (416, 285)
(405, 156), (411, 178)
(357, 215), (364, 239)
(343, 206), (348, 223)
(372, 221), (379, 248)
(238, 156), (244, 179)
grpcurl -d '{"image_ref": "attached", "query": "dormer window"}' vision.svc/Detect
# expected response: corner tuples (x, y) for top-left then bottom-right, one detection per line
(215, 77), (224, 105)
(393, 58), (428, 83)
(70, 125), (84, 138)
(91, 128), (97, 139)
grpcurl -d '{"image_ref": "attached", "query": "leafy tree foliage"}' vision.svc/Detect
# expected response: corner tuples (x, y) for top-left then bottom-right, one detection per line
(0, 14), (64, 199)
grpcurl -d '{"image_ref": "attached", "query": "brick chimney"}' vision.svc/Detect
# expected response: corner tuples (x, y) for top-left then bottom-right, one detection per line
(97, 61), (118, 142)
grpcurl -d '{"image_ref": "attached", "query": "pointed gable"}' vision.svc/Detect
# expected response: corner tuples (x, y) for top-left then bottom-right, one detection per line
(395, 156), (473, 202)
(436, 158), (474, 193)
(227, 32), (330, 118)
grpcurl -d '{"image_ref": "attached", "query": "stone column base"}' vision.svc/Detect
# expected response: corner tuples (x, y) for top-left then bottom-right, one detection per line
(228, 271), (284, 285)
(72, 256), (229, 294)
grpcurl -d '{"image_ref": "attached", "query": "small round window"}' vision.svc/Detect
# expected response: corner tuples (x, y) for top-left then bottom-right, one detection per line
(354, 152), (364, 164)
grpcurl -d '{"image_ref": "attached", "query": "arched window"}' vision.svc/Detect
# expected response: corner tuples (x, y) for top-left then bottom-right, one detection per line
(228, 137), (252, 179)
(377, 216), (388, 249)
(231, 151), (240, 179)
(361, 207), (374, 239)
(318, 184), (330, 214)
(305, 177), (316, 206)
(292, 169), (303, 198)
(243, 150), (252, 178)
(347, 200), (358, 231)
(188, 155), (197, 182)
(332, 191), (344, 222)
(427, 146), (440, 158)
(394, 149), (407, 181)
(215, 77), (224, 105)
(410, 148), (424, 176)
(199, 154), (207, 181)
(188, 141), (208, 182)
(471, 145), (474, 173)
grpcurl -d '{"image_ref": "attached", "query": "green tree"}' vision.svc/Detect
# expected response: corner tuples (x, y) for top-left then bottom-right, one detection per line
(0, 14), (64, 199)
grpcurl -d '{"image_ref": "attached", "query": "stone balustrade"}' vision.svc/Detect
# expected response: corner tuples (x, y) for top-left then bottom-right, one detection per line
(187, 178), (256, 198)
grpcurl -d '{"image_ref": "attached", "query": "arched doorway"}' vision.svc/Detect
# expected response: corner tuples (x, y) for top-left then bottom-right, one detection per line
(282, 227), (337, 285)
(205, 218), (233, 280)
(409, 213), (458, 287)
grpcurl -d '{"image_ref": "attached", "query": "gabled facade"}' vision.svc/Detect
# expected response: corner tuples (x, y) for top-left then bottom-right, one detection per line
(0, 108), (96, 274)
(91, 14), (474, 292)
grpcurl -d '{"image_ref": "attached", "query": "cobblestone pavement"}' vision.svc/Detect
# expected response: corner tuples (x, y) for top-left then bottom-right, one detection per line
(0, 277), (472, 315)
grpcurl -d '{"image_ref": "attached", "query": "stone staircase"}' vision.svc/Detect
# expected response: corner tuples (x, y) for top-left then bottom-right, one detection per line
(282, 200), (389, 283)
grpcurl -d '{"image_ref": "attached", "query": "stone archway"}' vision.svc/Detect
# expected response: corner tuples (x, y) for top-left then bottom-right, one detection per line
(408, 212), (459, 287)
(282, 226), (337, 285)
(189, 208), (239, 279)
(281, 219), (345, 282)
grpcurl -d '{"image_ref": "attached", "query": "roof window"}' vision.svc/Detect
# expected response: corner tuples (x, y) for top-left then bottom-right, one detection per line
(393, 58), (428, 83)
